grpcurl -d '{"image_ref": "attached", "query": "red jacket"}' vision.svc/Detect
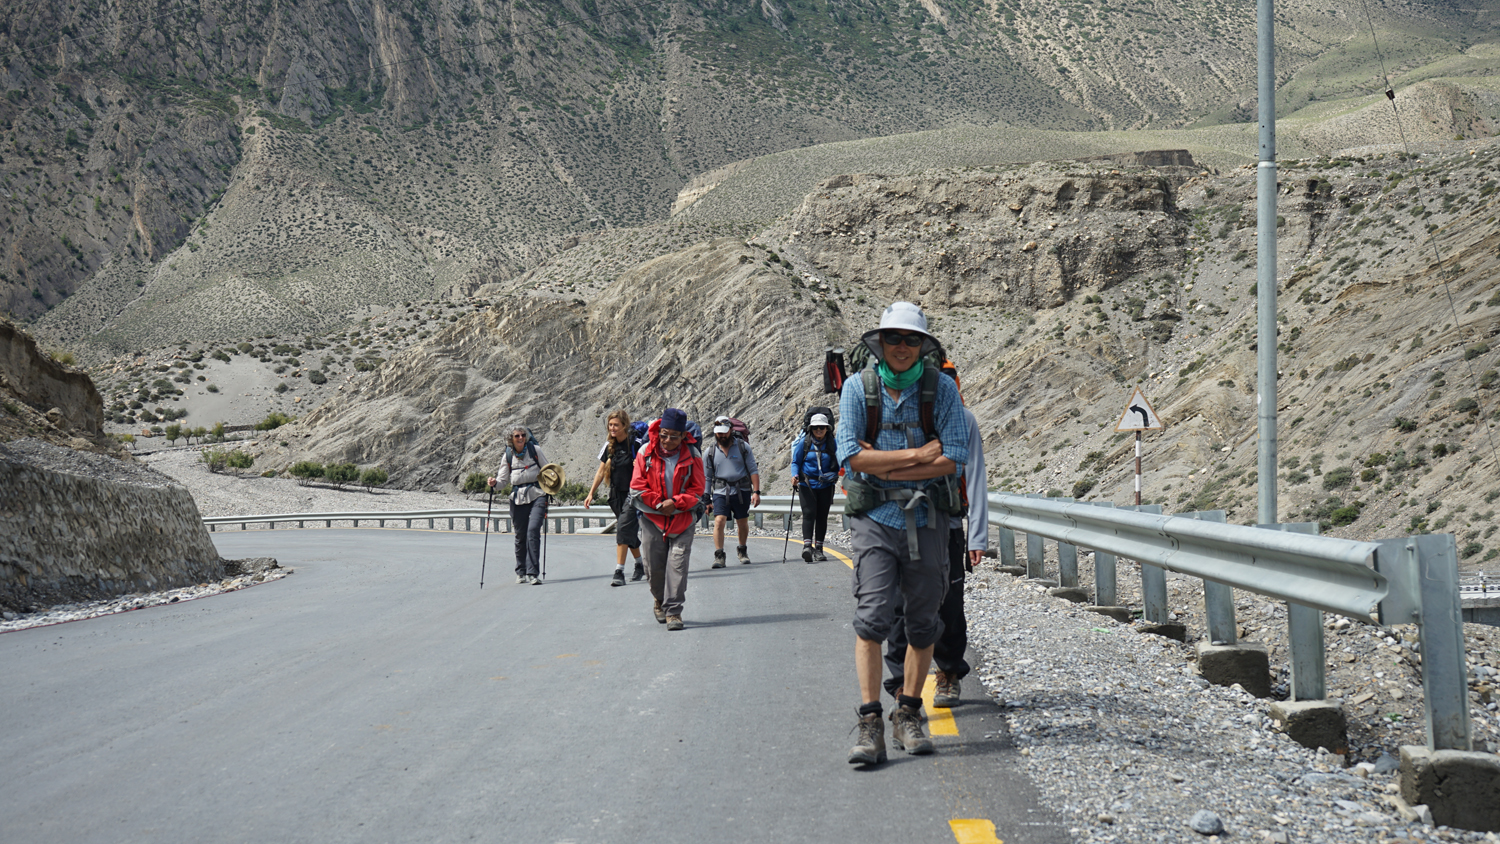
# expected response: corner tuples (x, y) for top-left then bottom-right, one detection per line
(630, 418), (705, 536)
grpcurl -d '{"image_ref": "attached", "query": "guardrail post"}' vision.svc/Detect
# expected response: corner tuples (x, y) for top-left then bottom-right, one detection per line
(298, 520), (305, 529)
(1266, 522), (1325, 701)
(1124, 504), (1167, 623)
(209, 524), (216, 532)
(379, 519), (385, 528)
(240, 522), (246, 530)
(997, 526), (1017, 569)
(1413, 533), (1471, 751)
(464, 517), (470, 531)
(1026, 532), (1044, 578)
(325, 519), (331, 528)
(568, 517), (576, 534)
(1186, 511), (1235, 644)
(428, 518), (434, 529)
(503, 518), (511, 532)
(755, 512), (764, 529)
(269, 520), (275, 530)
(1058, 541), (1078, 588)
(406, 519), (412, 529)
(1082, 502), (1118, 605)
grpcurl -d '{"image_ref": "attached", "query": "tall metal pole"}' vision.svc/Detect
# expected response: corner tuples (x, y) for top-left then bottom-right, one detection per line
(1256, 0), (1279, 525)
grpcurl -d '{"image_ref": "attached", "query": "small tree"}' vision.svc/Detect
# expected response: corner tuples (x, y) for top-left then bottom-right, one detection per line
(255, 411), (295, 431)
(227, 450), (254, 471)
(359, 467), (389, 491)
(288, 461), (324, 485)
(210, 421), (227, 442)
(190, 426), (207, 444)
(324, 462), (359, 488)
(201, 449), (229, 473)
(164, 423), (182, 445)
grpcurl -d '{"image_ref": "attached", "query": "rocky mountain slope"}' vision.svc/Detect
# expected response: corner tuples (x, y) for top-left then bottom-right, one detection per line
(248, 134), (1500, 575)
(5, 0), (1496, 355)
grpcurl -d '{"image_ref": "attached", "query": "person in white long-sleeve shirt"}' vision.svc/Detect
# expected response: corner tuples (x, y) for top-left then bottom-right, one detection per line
(489, 427), (550, 585)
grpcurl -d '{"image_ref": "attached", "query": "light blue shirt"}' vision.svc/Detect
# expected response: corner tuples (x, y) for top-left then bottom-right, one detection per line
(835, 367), (969, 530)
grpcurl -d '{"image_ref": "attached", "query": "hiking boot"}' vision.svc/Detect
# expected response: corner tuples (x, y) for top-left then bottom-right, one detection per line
(890, 704), (934, 755)
(516, 573), (528, 584)
(631, 561), (646, 581)
(610, 568), (626, 587)
(737, 545), (751, 564)
(932, 672), (961, 708)
(712, 549), (727, 569)
(665, 615), (684, 631)
(814, 547), (828, 562)
(801, 544), (814, 563)
(847, 712), (887, 766)
(529, 575), (543, 585)
(653, 600), (667, 623)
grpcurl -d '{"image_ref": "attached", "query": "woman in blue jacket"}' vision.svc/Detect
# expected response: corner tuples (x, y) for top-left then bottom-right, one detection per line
(791, 412), (839, 562)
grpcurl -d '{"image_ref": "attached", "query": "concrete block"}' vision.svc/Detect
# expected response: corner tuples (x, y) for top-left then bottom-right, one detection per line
(1268, 699), (1347, 753)
(1027, 577), (1059, 588)
(1197, 642), (1271, 698)
(1047, 586), (1091, 603)
(1399, 745), (1500, 832)
(1139, 621), (1187, 643)
(995, 565), (1026, 576)
(1086, 605), (1133, 624)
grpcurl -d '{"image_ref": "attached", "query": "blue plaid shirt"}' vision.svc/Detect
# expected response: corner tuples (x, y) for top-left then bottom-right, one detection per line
(835, 368), (969, 529)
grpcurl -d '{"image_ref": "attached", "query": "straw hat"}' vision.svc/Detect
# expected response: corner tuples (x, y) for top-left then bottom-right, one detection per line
(538, 463), (566, 496)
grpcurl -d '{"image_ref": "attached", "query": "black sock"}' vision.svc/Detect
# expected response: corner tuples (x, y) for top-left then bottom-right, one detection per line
(897, 694), (922, 711)
(858, 701), (883, 717)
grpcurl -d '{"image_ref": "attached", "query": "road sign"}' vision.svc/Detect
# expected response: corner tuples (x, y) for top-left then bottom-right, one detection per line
(1115, 387), (1164, 432)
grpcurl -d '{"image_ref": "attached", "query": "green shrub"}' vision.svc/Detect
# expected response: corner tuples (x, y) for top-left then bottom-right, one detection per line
(209, 421), (227, 442)
(201, 449), (229, 473)
(359, 467), (389, 490)
(289, 461), (324, 484)
(1071, 476), (1097, 498)
(462, 472), (489, 495)
(1461, 542), (1484, 558)
(1464, 342), (1489, 361)
(1322, 467), (1354, 490)
(274, 382), (289, 394)
(324, 462), (359, 488)
(255, 411), (295, 430)
(553, 480), (589, 503)
(1360, 468), (1380, 482)
(1454, 397), (1479, 414)
(1392, 417), (1417, 433)
(308, 370), (327, 385)
(164, 423), (182, 444)
(227, 450), (254, 470)
(1329, 502), (1364, 527)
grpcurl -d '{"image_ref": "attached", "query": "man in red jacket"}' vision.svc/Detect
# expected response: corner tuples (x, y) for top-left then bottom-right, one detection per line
(630, 408), (705, 631)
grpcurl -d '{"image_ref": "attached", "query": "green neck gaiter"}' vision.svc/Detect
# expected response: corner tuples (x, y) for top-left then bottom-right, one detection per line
(877, 358), (924, 391)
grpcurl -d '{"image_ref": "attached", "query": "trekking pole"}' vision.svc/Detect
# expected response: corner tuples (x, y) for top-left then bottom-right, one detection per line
(782, 483), (796, 563)
(480, 488), (494, 588)
(541, 500), (548, 582)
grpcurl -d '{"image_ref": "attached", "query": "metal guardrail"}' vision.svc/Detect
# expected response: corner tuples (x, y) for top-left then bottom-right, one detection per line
(206, 491), (1474, 753)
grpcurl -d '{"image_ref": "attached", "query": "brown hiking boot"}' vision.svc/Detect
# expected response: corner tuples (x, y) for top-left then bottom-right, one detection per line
(665, 615), (684, 631)
(890, 704), (934, 755)
(932, 672), (961, 708)
(653, 600), (667, 623)
(847, 712), (887, 765)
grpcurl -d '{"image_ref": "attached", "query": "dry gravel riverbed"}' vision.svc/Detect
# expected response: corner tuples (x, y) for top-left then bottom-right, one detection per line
(5, 446), (1499, 842)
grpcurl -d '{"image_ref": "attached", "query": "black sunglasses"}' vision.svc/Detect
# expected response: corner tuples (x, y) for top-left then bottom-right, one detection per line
(881, 331), (924, 347)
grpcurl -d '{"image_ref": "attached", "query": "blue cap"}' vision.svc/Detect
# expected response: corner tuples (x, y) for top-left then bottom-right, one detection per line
(661, 407), (687, 432)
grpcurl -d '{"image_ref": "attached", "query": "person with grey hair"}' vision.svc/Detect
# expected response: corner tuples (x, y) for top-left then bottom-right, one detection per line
(489, 427), (549, 585)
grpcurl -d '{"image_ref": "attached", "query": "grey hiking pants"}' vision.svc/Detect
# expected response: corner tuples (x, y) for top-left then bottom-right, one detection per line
(640, 516), (693, 617)
(511, 496), (548, 577)
(849, 515), (948, 648)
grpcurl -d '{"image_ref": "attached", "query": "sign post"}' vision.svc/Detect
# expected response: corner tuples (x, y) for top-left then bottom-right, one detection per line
(1115, 386), (1164, 505)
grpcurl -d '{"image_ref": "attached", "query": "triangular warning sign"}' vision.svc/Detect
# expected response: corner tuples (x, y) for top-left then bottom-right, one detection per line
(1115, 387), (1164, 432)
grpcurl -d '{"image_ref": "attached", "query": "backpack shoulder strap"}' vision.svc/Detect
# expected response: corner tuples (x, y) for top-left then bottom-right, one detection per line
(861, 366), (881, 447)
(919, 365), (940, 440)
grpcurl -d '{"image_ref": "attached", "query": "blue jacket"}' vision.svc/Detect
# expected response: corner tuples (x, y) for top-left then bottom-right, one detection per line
(791, 432), (839, 489)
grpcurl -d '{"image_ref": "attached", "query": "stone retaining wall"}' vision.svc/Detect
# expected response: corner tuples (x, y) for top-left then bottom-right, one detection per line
(0, 438), (225, 611)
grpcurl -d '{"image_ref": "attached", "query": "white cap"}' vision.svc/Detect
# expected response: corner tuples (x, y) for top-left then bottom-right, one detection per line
(877, 301), (931, 338)
(713, 423), (731, 434)
(809, 414), (831, 427)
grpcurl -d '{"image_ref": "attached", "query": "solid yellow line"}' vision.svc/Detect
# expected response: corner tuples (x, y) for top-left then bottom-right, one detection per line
(922, 680), (959, 736)
(826, 547), (854, 569)
(949, 818), (1002, 844)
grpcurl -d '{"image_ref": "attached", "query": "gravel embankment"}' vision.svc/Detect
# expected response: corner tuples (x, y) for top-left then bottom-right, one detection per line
(7, 449), (1499, 841)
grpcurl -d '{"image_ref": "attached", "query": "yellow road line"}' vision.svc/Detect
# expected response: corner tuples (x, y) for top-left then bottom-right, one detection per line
(949, 818), (1002, 843)
(922, 679), (959, 736)
(827, 547), (854, 569)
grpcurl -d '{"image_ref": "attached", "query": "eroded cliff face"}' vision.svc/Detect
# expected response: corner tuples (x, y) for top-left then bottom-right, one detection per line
(266, 237), (851, 487)
(772, 163), (1193, 311)
(0, 317), (109, 451)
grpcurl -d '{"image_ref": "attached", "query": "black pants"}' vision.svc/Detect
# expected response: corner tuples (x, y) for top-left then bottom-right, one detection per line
(883, 524), (969, 697)
(797, 484), (835, 546)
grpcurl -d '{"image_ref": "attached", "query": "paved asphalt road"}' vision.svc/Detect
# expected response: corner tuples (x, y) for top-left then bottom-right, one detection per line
(1, 529), (1069, 844)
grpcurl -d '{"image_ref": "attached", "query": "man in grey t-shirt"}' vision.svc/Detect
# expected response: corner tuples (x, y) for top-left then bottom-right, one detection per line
(704, 416), (760, 567)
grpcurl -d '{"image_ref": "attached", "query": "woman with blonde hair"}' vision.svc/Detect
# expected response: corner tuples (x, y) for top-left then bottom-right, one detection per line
(584, 409), (645, 586)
